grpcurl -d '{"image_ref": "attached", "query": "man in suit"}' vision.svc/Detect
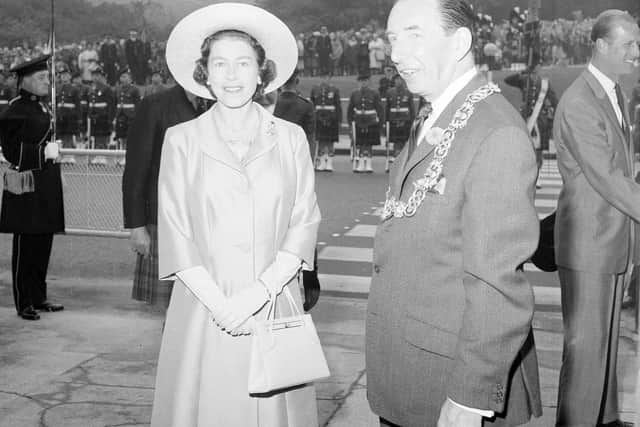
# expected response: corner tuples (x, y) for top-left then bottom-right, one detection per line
(553, 10), (640, 426)
(122, 84), (209, 310)
(366, 1), (541, 426)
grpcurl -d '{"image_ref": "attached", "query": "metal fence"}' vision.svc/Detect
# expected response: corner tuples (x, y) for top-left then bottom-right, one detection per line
(0, 149), (129, 238)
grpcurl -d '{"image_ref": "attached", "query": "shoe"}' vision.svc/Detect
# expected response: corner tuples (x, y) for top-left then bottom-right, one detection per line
(34, 301), (64, 312)
(315, 155), (326, 171)
(364, 157), (373, 173)
(324, 156), (333, 172)
(18, 306), (40, 320)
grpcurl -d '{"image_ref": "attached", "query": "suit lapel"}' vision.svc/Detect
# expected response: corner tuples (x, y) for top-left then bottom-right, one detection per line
(244, 104), (277, 165)
(582, 71), (631, 171)
(400, 74), (487, 195)
(197, 107), (244, 173)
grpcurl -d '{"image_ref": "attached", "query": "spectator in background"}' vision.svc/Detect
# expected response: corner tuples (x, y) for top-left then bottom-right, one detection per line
(142, 70), (168, 98)
(329, 32), (343, 76)
(356, 32), (370, 76)
(304, 32), (318, 76)
(296, 33), (305, 73)
(317, 26), (332, 75)
(100, 35), (119, 86)
(125, 30), (146, 85)
(343, 33), (358, 76)
(369, 31), (385, 74)
(78, 41), (98, 84)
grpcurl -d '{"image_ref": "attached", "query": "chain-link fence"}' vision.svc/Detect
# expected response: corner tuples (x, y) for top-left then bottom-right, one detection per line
(0, 149), (128, 238)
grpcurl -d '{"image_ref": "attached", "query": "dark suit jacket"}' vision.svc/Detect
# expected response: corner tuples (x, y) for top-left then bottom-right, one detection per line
(122, 85), (198, 228)
(366, 74), (541, 426)
(554, 69), (640, 274)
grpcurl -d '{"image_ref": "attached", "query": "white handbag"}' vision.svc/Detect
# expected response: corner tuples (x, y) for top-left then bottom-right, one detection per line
(248, 286), (330, 394)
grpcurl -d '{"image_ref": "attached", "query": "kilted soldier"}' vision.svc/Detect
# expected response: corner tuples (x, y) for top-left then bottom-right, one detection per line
(87, 67), (115, 150)
(114, 69), (141, 150)
(0, 55), (65, 321)
(72, 73), (90, 147)
(384, 74), (414, 168)
(347, 72), (383, 173)
(310, 73), (341, 171)
(56, 66), (83, 148)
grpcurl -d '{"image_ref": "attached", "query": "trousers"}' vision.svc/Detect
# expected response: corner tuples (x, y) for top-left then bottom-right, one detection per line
(12, 233), (54, 312)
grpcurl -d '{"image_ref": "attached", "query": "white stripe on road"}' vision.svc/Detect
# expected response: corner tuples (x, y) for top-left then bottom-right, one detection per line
(535, 199), (557, 208)
(318, 246), (373, 263)
(319, 273), (560, 306)
(535, 187), (561, 196)
(537, 179), (562, 186)
(344, 224), (377, 238)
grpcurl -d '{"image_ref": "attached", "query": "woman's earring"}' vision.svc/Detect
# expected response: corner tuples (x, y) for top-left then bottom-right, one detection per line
(257, 76), (262, 85)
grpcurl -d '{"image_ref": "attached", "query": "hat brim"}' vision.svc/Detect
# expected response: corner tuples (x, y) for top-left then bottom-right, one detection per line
(166, 2), (297, 100)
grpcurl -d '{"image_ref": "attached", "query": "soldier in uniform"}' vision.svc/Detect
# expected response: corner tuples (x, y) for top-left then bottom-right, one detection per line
(0, 55), (65, 320)
(87, 67), (115, 150)
(72, 72), (91, 148)
(378, 64), (396, 98)
(56, 66), (82, 148)
(384, 74), (414, 169)
(273, 69), (315, 155)
(347, 72), (383, 173)
(114, 69), (141, 150)
(310, 72), (341, 171)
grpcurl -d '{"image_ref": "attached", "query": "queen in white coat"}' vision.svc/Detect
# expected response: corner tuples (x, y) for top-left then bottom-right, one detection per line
(150, 4), (321, 426)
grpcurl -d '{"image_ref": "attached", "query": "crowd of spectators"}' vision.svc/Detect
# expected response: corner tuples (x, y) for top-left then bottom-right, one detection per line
(0, 30), (170, 88)
(1, 8), (633, 87)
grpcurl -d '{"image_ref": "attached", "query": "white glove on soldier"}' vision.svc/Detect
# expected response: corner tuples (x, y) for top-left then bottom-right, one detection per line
(44, 142), (59, 160)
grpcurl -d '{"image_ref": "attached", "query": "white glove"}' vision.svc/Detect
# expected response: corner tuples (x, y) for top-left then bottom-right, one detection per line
(44, 142), (59, 160)
(259, 251), (302, 297)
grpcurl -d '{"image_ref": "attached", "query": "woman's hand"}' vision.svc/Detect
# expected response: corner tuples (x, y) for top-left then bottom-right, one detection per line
(212, 284), (269, 334)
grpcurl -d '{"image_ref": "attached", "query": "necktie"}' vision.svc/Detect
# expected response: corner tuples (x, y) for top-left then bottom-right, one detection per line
(614, 83), (627, 133)
(406, 101), (433, 159)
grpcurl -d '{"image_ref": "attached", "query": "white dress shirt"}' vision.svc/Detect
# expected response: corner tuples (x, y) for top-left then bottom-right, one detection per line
(588, 62), (624, 128)
(417, 67), (478, 145)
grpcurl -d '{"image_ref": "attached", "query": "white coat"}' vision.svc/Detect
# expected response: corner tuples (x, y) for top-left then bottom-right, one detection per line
(151, 103), (321, 427)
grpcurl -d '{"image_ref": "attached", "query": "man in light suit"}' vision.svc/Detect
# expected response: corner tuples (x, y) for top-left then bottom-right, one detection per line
(366, 0), (541, 426)
(553, 10), (640, 427)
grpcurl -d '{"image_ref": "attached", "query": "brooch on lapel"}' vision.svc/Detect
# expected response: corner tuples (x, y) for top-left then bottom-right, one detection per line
(267, 120), (277, 137)
(424, 127), (444, 146)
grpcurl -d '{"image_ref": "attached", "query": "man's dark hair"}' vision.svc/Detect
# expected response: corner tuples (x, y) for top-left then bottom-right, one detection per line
(436, 0), (477, 54)
(591, 9), (636, 43)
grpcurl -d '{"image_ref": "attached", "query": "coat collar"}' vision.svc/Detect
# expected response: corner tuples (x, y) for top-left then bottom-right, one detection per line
(582, 70), (632, 169)
(196, 102), (278, 173)
(399, 73), (488, 194)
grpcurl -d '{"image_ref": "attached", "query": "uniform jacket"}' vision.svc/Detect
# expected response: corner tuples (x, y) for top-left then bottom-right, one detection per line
(348, 86), (384, 146)
(115, 83), (141, 119)
(273, 90), (315, 144)
(0, 89), (64, 234)
(385, 86), (415, 143)
(554, 69), (640, 274)
(0, 83), (15, 115)
(56, 82), (82, 134)
(87, 81), (115, 135)
(122, 85), (200, 229)
(366, 74), (541, 426)
(310, 82), (341, 141)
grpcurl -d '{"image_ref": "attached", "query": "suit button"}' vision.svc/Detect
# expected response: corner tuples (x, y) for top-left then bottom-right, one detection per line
(374, 264), (381, 274)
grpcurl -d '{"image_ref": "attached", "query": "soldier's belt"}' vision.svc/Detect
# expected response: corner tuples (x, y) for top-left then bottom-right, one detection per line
(90, 103), (108, 108)
(354, 109), (377, 115)
(389, 107), (409, 113)
(59, 103), (76, 108)
(315, 105), (336, 111)
(117, 103), (135, 109)
(0, 100), (8, 105)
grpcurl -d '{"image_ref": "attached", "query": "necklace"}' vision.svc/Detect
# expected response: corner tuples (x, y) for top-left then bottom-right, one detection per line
(381, 83), (500, 220)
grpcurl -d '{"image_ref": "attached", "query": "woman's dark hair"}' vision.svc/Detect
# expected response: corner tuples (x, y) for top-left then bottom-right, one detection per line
(193, 29), (276, 97)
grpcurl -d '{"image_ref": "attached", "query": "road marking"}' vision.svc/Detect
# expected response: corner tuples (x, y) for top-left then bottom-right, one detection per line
(536, 187), (561, 196)
(318, 246), (373, 263)
(537, 179), (562, 186)
(344, 224), (377, 238)
(535, 199), (557, 208)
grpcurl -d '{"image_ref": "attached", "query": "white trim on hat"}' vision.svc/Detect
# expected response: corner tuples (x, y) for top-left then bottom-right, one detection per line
(166, 2), (298, 100)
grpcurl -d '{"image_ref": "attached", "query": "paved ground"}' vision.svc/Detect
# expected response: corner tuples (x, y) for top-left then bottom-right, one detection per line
(0, 157), (638, 426)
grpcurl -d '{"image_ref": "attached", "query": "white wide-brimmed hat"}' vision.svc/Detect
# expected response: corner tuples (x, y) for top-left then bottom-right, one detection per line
(166, 2), (297, 100)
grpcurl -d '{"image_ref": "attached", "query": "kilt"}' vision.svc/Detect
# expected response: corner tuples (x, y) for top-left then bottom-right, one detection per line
(355, 124), (380, 147)
(131, 224), (173, 309)
(388, 120), (411, 144)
